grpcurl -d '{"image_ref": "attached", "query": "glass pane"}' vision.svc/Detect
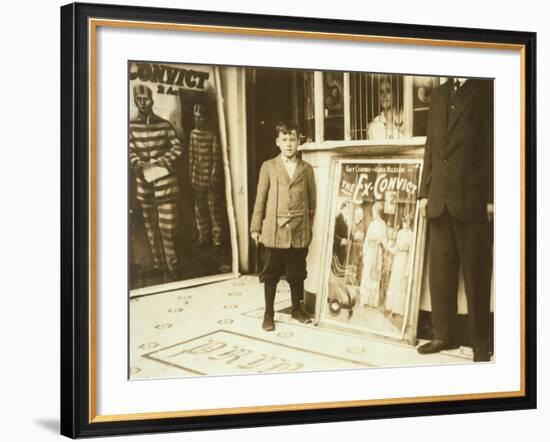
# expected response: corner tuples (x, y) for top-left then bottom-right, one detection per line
(129, 61), (234, 291)
(323, 71), (345, 140)
(295, 70), (315, 143)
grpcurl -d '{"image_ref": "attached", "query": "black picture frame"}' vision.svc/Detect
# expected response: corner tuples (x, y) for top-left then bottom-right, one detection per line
(61, 2), (537, 438)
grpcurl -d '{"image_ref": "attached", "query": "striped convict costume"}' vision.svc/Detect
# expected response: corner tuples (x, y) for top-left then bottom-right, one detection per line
(130, 110), (183, 278)
(188, 127), (224, 246)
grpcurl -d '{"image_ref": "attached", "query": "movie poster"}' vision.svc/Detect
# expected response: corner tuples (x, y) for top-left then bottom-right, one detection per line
(320, 159), (423, 339)
(129, 62), (238, 295)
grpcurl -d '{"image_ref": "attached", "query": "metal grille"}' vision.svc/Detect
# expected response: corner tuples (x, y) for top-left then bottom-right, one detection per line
(350, 73), (405, 141)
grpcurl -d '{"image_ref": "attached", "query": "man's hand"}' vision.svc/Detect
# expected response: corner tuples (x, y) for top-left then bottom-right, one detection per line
(251, 231), (260, 246)
(419, 198), (428, 218)
(487, 203), (494, 222)
(340, 238), (348, 246)
(133, 160), (146, 177)
(154, 158), (168, 169)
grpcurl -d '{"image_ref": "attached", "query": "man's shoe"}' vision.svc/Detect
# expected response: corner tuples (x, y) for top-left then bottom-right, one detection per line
(262, 315), (275, 331)
(291, 309), (311, 324)
(473, 348), (491, 362)
(417, 339), (459, 355)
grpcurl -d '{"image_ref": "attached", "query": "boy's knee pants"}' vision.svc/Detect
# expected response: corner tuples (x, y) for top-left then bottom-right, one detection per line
(259, 247), (308, 284)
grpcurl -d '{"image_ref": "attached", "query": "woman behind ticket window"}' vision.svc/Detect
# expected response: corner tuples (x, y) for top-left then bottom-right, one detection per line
(367, 77), (407, 141)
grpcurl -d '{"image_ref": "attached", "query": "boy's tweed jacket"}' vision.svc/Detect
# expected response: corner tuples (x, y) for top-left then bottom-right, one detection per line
(251, 155), (316, 249)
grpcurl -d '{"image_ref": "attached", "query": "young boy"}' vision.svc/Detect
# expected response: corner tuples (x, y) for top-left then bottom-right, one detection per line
(250, 121), (316, 331)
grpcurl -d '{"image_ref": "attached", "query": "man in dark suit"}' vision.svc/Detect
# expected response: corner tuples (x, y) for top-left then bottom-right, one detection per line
(417, 78), (494, 362)
(333, 201), (350, 267)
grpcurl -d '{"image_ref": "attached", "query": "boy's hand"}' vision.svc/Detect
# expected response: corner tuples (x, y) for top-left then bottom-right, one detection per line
(251, 232), (260, 246)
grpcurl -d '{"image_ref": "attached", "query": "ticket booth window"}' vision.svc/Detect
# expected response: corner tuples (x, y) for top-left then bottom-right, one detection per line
(350, 73), (405, 141)
(297, 72), (440, 143)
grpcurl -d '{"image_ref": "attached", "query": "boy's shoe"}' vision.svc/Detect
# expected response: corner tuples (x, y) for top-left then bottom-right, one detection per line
(262, 314), (275, 331)
(291, 309), (311, 324)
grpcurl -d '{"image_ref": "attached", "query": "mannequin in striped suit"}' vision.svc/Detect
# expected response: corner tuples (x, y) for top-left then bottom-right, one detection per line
(189, 104), (224, 247)
(130, 84), (183, 281)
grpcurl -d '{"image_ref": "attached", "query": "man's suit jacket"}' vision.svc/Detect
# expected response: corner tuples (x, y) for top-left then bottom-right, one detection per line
(333, 212), (349, 264)
(250, 155), (316, 249)
(419, 79), (494, 221)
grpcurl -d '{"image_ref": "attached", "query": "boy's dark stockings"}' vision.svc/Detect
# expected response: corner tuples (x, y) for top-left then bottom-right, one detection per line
(289, 280), (310, 323)
(262, 281), (277, 331)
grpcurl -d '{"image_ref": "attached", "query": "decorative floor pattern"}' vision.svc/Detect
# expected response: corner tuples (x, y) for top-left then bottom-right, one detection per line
(129, 275), (472, 380)
(143, 330), (369, 375)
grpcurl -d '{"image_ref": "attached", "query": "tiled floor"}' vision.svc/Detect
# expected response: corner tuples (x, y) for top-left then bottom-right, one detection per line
(129, 275), (474, 379)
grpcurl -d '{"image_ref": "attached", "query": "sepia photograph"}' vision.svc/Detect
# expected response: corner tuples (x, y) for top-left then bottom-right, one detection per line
(60, 4), (536, 437)
(128, 61), (494, 378)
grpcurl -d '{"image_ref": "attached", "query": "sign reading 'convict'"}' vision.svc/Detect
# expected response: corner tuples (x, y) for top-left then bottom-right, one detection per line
(129, 62), (212, 95)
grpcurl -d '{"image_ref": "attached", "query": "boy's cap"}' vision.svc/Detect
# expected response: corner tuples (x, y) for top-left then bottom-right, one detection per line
(133, 84), (153, 98)
(193, 104), (206, 117)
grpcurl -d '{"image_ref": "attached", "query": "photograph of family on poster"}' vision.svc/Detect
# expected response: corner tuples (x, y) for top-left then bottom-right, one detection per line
(321, 159), (423, 340)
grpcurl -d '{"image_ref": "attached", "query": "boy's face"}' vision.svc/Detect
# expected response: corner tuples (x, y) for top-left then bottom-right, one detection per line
(276, 130), (299, 160)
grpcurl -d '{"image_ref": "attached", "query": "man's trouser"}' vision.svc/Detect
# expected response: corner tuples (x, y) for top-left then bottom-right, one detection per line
(140, 200), (179, 279)
(194, 187), (223, 246)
